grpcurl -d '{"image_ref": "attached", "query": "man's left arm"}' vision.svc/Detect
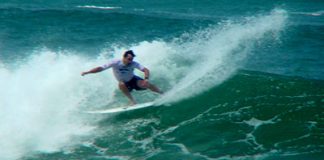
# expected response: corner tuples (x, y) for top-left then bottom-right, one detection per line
(134, 61), (150, 80)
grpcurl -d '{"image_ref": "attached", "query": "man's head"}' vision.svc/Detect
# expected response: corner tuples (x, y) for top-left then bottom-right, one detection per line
(123, 50), (136, 64)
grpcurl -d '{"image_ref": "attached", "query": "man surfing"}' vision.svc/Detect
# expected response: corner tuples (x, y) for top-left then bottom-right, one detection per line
(81, 50), (162, 105)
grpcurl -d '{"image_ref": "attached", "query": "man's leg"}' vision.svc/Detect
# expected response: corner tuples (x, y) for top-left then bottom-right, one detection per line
(119, 82), (136, 105)
(138, 80), (163, 94)
(147, 83), (163, 94)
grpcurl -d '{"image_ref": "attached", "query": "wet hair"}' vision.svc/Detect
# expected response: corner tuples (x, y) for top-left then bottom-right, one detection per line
(123, 50), (136, 58)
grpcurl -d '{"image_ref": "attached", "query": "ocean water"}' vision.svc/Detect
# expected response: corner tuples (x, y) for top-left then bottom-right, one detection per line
(0, 0), (323, 160)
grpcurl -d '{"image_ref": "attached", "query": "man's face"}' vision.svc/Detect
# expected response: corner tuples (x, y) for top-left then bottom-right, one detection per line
(124, 54), (134, 64)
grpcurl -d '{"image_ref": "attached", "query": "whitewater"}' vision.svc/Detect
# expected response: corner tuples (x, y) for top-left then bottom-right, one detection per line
(0, 9), (289, 160)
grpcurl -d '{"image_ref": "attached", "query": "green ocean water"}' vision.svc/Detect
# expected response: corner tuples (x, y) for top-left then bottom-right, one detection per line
(0, 0), (323, 160)
(20, 71), (324, 160)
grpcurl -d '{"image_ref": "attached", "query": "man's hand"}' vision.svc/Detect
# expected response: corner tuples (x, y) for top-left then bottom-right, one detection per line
(81, 72), (88, 76)
(142, 79), (150, 88)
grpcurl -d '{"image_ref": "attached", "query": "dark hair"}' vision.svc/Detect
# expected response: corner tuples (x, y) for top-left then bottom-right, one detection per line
(123, 50), (136, 58)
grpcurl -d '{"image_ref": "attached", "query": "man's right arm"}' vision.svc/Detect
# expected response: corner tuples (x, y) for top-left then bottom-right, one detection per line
(82, 60), (116, 76)
(81, 67), (104, 76)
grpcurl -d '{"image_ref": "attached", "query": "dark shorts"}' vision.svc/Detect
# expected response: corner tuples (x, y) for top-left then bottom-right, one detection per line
(125, 76), (146, 92)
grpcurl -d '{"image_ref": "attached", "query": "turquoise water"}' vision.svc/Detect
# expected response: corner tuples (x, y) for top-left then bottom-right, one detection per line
(0, 1), (323, 160)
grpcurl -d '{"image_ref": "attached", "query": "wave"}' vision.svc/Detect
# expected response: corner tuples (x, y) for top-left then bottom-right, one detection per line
(291, 10), (324, 16)
(0, 9), (288, 159)
(23, 70), (323, 159)
(0, 50), (109, 160)
(99, 70), (324, 160)
(76, 5), (122, 10)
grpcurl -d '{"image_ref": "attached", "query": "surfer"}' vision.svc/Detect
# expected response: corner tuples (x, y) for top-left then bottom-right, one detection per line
(81, 50), (163, 105)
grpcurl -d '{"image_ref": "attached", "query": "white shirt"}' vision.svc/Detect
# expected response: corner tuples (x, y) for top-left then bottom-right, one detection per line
(101, 59), (145, 82)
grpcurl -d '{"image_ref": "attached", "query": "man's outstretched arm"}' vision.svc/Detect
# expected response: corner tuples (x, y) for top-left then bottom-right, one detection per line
(81, 67), (104, 76)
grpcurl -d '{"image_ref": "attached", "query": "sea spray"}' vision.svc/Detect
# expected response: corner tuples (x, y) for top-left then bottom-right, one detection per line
(156, 9), (288, 104)
(94, 10), (288, 104)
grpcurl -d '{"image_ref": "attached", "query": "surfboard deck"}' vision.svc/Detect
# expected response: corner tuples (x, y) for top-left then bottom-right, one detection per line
(85, 101), (155, 114)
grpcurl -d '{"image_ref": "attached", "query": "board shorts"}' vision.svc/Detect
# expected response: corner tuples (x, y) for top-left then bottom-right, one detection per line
(125, 76), (147, 92)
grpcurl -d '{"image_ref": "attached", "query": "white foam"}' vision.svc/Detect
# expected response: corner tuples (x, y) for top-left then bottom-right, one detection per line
(76, 5), (122, 10)
(0, 49), (113, 159)
(244, 118), (274, 128)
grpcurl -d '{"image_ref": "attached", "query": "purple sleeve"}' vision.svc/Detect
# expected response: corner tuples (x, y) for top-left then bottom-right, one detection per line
(101, 60), (117, 70)
(133, 61), (145, 71)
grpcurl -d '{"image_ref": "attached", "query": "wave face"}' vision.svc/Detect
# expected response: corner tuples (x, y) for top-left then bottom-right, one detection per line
(0, 0), (323, 159)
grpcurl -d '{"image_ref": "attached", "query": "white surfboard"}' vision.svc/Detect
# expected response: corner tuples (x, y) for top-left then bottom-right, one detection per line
(85, 101), (155, 114)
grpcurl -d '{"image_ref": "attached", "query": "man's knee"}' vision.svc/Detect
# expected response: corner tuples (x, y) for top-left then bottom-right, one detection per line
(119, 82), (127, 89)
(138, 80), (150, 88)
